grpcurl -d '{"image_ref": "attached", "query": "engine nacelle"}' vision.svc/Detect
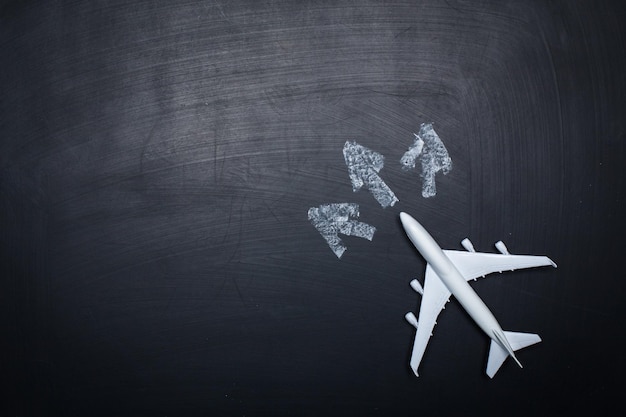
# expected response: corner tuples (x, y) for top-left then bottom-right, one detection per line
(410, 279), (424, 295)
(405, 312), (418, 329)
(461, 238), (476, 252)
(495, 240), (510, 255)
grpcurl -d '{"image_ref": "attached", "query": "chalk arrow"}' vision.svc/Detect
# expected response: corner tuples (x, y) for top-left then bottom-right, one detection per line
(400, 123), (452, 198)
(343, 141), (399, 208)
(308, 203), (376, 259)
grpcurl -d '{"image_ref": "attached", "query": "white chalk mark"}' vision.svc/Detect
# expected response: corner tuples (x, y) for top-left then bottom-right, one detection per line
(401, 123), (452, 198)
(400, 135), (424, 170)
(308, 203), (376, 258)
(343, 141), (399, 208)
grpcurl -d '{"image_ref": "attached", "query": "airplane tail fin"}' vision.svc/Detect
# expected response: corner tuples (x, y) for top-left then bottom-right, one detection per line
(486, 331), (541, 378)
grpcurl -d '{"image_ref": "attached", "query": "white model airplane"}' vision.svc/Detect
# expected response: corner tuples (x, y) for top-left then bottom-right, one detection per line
(400, 212), (557, 378)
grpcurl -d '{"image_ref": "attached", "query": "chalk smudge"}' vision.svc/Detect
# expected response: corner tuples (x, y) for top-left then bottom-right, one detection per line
(308, 203), (376, 259)
(343, 141), (399, 208)
(401, 123), (452, 198)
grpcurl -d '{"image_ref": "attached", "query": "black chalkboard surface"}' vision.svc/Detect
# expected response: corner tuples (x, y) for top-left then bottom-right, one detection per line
(2, 1), (625, 415)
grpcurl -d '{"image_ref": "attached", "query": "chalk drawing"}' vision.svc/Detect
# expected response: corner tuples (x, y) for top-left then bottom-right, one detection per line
(343, 141), (399, 208)
(400, 135), (424, 171)
(308, 203), (376, 258)
(401, 123), (452, 198)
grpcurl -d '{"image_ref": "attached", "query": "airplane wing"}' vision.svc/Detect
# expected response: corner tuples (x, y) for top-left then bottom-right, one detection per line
(442, 250), (557, 282)
(408, 264), (451, 376)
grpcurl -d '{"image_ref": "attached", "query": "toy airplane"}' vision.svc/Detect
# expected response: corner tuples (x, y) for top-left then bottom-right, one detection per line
(400, 212), (557, 378)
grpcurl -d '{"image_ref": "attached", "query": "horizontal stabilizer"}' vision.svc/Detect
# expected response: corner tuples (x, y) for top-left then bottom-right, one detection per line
(486, 340), (508, 378)
(504, 331), (541, 351)
(486, 331), (541, 378)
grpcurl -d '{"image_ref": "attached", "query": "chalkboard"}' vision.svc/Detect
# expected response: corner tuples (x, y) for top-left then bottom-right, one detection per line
(2, 1), (625, 415)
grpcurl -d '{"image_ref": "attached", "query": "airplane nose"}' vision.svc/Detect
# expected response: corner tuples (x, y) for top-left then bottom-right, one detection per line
(400, 212), (423, 236)
(399, 212), (427, 250)
(399, 212), (444, 267)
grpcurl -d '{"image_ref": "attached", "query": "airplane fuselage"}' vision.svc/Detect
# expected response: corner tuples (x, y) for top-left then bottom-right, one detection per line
(399, 213), (515, 355)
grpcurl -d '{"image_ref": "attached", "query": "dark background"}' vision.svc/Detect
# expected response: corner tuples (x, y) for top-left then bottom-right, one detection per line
(2, 1), (625, 415)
